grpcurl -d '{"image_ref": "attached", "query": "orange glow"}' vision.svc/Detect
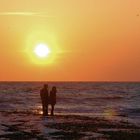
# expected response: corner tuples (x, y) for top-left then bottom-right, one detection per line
(0, 0), (140, 81)
(104, 108), (118, 120)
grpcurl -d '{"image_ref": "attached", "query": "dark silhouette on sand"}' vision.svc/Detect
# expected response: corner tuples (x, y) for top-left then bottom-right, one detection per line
(50, 86), (57, 116)
(40, 84), (49, 116)
(40, 84), (57, 116)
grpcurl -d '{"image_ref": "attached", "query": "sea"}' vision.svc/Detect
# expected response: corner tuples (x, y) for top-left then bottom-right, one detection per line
(0, 82), (140, 126)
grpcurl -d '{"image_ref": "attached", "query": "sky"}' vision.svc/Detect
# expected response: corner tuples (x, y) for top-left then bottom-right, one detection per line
(0, 0), (140, 81)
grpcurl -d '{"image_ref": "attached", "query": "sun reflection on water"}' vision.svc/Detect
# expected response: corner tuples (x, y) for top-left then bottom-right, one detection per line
(103, 108), (118, 120)
(34, 105), (43, 115)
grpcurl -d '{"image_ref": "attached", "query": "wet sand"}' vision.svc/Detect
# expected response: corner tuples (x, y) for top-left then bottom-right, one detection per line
(0, 111), (140, 140)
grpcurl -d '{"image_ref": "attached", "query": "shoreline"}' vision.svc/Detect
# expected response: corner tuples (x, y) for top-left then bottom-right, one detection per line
(0, 111), (140, 139)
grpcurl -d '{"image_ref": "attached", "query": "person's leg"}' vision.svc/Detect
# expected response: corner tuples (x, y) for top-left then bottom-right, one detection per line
(46, 104), (48, 116)
(51, 104), (54, 116)
(42, 104), (46, 116)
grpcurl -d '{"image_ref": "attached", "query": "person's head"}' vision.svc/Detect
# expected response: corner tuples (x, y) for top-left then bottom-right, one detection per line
(43, 84), (48, 89)
(52, 86), (56, 91)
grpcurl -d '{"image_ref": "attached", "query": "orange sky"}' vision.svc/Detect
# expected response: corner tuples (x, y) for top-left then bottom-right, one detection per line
(0, 0), (140, 81)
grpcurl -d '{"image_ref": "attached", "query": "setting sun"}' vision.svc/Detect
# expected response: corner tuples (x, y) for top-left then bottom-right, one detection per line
(34, 44), (51, 58)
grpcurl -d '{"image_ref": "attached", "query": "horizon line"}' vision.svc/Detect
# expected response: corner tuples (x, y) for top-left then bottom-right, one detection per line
(0, 80), (139, 83)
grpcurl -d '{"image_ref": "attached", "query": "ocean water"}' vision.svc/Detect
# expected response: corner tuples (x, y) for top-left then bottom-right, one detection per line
(0, 82), (140, 125)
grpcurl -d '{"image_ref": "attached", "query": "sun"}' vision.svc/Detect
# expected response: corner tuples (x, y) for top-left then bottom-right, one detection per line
(34, 44), (51, 58)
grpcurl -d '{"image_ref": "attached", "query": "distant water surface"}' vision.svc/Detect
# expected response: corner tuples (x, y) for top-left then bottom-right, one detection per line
(0, 82), (140, 125)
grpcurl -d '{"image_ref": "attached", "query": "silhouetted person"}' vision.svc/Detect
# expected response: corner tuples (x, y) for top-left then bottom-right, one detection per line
(50, 86), (57, 116)
(40, 84), (49, 116)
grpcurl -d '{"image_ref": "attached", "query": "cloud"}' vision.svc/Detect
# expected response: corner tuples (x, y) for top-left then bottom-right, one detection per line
(0, 12), (52, 18)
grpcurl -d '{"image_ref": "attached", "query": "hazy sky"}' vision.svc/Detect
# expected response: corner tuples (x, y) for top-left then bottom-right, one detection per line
(0, 0), (140, 81)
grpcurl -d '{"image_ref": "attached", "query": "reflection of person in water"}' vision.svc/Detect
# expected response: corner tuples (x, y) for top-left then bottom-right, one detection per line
(49, 86), (57, 116)
(40, 84), (49, 116)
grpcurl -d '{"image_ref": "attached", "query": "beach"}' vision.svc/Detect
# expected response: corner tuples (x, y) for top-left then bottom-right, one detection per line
(0, 82), (140, 139)
(1, 0), (140, 139)
(0, 112), (140, 140)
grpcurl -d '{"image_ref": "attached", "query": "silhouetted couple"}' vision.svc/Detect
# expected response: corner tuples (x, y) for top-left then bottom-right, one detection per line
(40, 84), (57, 116)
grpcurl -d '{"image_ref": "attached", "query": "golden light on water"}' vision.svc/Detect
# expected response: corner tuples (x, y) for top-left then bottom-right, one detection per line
(38, 110), (43, 115)
(34, 105), (43, 115)
(103, 108), (118, 120)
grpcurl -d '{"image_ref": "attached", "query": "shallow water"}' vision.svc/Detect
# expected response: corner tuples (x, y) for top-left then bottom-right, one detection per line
(0, 82), (140, 125)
